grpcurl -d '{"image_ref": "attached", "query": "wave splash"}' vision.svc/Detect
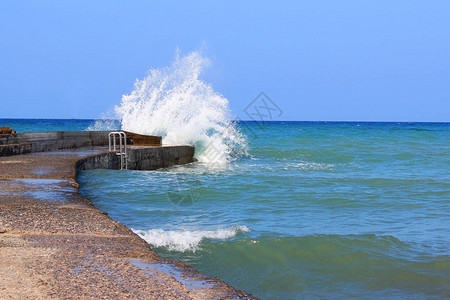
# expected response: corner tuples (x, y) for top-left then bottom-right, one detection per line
(132, 225), (250, 252)
(113, 50), (247, 164)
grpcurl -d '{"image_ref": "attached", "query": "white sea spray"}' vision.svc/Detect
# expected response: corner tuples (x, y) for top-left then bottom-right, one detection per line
(113, 50), (248, 164)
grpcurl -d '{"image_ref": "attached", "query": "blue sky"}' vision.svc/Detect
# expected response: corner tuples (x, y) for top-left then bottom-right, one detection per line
(1, 1), (449, 121)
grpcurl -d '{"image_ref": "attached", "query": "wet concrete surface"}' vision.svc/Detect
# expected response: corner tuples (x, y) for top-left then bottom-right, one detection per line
(0, 147), (258, 299)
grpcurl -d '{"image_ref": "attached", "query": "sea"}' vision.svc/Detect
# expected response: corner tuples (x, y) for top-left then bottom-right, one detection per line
(2, 118), (449, 299)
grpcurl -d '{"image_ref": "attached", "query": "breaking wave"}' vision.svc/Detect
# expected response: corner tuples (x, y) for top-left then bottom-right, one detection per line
(132, 225), (250, 252)
(92, 50), (248, 164)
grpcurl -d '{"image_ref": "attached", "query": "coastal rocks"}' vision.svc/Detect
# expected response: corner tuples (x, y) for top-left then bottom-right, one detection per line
(0, 127), (16, 135)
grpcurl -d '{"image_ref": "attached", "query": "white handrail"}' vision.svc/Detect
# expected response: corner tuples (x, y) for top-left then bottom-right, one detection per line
(108, 131), (127, 170)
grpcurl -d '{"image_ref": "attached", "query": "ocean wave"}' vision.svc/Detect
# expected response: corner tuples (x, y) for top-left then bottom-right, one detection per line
(115, 50), (248, 164)
(132, 225), (250, 252)
(85, 50), (248, 165)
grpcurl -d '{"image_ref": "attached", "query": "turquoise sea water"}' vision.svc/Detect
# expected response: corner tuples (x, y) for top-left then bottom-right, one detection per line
(3, 119), (449, 299)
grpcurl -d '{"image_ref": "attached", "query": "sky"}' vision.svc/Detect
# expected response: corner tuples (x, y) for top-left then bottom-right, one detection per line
(0, 1), (449, 121)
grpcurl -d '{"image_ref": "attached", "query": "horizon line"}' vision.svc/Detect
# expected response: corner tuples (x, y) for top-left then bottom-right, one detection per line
(0, 118), (449, 123)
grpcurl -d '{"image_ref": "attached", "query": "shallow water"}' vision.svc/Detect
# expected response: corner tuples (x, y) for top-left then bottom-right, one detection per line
(3, 119), (449, 298)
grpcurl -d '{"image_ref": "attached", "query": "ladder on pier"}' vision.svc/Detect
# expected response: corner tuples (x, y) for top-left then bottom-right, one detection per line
(108, 131), (127, 170)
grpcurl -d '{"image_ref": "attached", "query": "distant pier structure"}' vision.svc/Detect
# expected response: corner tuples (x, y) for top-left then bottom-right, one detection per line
(0, 130), (194, 170)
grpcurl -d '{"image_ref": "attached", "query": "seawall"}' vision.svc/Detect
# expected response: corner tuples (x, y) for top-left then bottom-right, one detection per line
(76, 146), (195, 171)
(0, 131), (111, 156)
(0, 131), (256, 299)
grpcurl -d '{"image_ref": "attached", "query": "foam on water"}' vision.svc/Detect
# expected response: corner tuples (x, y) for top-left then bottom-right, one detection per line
(132, 225), (250, 252)
(100, 50), (247, 164)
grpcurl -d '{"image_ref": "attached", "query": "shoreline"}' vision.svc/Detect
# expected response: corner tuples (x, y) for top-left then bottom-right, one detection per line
(0, 131), (257, 299)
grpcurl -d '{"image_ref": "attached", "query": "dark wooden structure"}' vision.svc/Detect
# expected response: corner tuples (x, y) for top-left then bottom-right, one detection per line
(123, 131), (162, 146)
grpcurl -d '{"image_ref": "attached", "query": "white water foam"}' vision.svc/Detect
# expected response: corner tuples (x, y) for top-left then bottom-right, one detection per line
(132, 225), (250, 252)
(108, 50), (248, 164)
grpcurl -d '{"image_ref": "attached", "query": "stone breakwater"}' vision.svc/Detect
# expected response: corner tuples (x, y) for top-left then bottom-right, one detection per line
(0, 131), (257, 299)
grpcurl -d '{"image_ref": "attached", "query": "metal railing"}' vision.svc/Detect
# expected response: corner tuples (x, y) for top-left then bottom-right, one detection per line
(108, 131), (127, 170)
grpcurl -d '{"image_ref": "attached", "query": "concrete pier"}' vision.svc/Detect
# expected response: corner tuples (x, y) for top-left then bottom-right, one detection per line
(0, 132), (256, 299)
